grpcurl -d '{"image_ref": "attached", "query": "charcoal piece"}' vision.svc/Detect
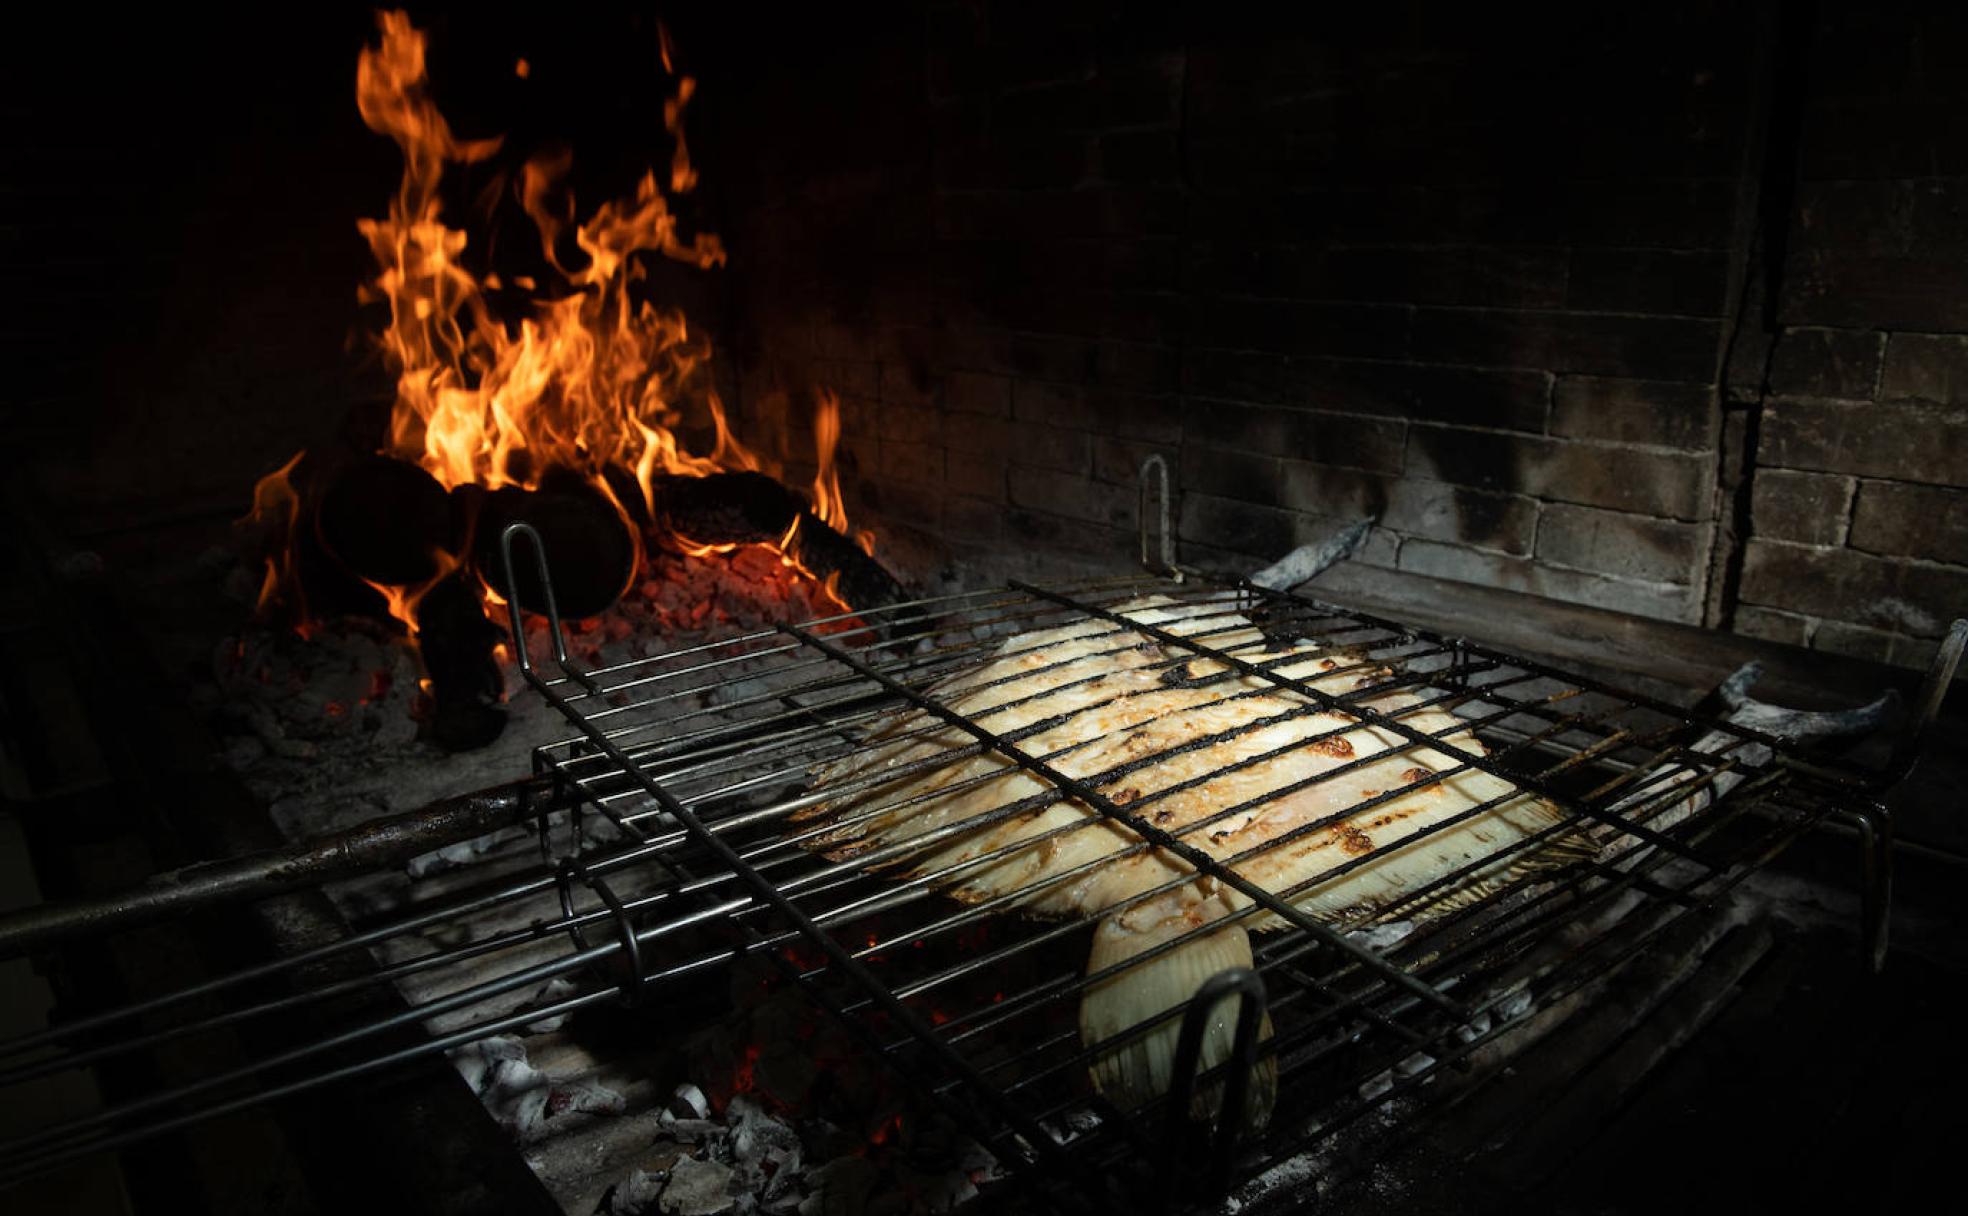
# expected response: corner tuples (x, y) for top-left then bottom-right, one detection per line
(315, 455), (452, 585)
(415, 573), (507, 751)
(469, 478), (638, 620)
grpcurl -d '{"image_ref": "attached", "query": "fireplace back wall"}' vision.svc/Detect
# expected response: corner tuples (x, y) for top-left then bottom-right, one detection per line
(711, 0), (1968, 673)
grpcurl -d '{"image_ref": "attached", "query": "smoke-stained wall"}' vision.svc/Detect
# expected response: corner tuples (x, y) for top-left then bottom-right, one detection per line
(712, 0), (1968, 671)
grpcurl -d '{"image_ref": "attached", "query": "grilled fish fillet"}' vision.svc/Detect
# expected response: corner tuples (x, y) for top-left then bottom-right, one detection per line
(797, 596), (1586, 1126)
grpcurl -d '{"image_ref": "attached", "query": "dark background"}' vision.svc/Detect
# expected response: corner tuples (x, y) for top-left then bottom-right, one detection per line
(6, 1), (1967, 668)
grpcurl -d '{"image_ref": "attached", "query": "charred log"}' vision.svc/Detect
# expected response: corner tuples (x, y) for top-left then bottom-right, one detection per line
(648, 470), (806, 545)
(648, 471), (909, 616)
(415, 572), (507, 752)
(783, 509), (908, 616)
(314, 454), (451, 585)
(467, 472), (638, 620)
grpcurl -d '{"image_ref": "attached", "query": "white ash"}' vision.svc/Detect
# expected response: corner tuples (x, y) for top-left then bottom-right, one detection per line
(602, 1169), (668, 1215)
(1213, 1100), (1414, 1214)
(1038, 1105), (1104, 1146)
(1226, 1148), (1326, 1212)
(594, 1085), (999, 1216)
(452, 1035), (627, 1142)
(1492, 986), (1534, 1023)
(1345, 920), (1414, 952)
(667, 1083), (712, 1121)
(523, 977), (585, 1033)
(658, 1157), (735, 1215)
(1450, 1010), (1493, 1045)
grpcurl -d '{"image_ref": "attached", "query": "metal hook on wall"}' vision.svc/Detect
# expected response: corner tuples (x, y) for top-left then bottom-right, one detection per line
(1138, 454), (1182, 579)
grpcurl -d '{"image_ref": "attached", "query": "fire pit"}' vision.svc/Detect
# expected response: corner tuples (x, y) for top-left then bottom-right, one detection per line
(11, 6), (1968, 1215)
(235, 12), (904, 754)
(0, 466), (1933, 1213)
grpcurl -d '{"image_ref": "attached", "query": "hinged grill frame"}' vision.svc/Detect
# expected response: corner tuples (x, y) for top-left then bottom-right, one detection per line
(489, 513), (1885, 1209)
(0, 479), (1923, 1212)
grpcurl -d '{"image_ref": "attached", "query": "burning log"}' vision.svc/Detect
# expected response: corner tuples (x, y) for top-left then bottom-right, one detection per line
(415, 571), (508, 751)
(467, 471), (640, 621)
(648, 471), (909, 616)
(315, 454), (452, 585)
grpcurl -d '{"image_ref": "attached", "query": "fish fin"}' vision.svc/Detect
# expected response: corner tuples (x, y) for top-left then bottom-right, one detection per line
(1400, 828), (1600, 918)
(1081, 915), (1275, 1131)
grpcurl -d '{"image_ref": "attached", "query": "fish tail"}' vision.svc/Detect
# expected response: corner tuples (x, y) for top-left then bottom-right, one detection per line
(1081, 914), (1276, 1131)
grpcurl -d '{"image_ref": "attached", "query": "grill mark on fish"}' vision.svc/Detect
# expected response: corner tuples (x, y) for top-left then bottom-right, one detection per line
(819, 684), (1358, 848)
(1311, 737), (1354, 758)
(1334, 826), (1375, 855)
(832, 687), (1472, 873)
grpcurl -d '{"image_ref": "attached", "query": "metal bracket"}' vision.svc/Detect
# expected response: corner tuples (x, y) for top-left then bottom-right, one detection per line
(1138, 455), (1183, 579)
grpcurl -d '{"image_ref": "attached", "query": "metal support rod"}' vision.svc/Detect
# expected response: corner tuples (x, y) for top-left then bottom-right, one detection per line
(0, 776), (556, 959)
(1849, 802), (1895, 973)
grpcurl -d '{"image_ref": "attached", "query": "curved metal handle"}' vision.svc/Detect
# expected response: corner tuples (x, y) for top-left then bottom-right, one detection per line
(1162, 965), (1267, 1195)
(497, 521), (590, 689)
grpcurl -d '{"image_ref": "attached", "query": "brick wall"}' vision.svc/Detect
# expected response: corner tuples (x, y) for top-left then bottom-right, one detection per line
(702, 1), (1967, 668)
(1726, 4), (1968, 669)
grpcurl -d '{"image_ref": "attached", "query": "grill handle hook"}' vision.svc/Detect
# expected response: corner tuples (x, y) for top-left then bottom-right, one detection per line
(498, 521), (597, 692)
(1161, 965), (1268, 1202)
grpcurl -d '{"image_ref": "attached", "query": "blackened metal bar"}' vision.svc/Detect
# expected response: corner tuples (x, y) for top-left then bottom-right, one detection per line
(0, 986), (620, 1186)
(505, 684), (1087, 1183)
(0, 775), (556, 960)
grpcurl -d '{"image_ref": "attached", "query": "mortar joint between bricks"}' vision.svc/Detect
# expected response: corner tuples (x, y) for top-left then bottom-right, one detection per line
(1837, 476), (1860, 548)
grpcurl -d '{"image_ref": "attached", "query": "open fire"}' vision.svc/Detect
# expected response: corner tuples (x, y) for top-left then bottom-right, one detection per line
(241, 11), (888, 746)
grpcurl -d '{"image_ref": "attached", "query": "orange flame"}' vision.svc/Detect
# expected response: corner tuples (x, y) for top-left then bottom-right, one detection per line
(361, 547), (462, 636)
(242, 450), (310, 633)
(808, 391), (874, 555)
(249, 13), (870, 643)
(353, 13), (864, 598)
(357, 11), (730, 507)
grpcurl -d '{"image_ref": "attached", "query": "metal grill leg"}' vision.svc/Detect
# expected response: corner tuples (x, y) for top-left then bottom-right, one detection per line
(1848, 804), (1893, 974)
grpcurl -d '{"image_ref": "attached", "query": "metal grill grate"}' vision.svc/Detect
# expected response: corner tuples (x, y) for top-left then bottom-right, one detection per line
(0, 516), (1898, 1211)
(489, 523), (1881, 1207)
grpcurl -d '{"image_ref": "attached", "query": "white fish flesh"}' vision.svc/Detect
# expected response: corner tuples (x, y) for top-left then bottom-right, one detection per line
(798, 596), (1588, 1125)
